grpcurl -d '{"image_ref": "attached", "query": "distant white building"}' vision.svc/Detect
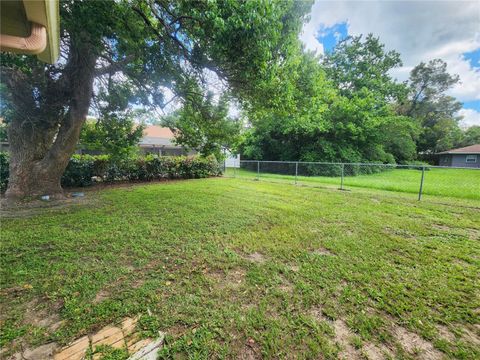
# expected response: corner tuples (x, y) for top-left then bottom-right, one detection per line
(223, 149), (240, 168)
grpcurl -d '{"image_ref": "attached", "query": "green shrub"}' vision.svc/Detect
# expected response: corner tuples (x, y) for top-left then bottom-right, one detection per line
(0, 153), (221, 192)
(62, 154), (110, 187)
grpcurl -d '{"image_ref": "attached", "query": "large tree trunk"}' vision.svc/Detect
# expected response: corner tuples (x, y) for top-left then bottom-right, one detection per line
(4, 43), (97, 201)
(5, 112), (87, 199)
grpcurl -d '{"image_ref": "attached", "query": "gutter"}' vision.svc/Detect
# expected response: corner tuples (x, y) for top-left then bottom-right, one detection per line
(0, 22), (47, 55)
(437, 152), (480, 155)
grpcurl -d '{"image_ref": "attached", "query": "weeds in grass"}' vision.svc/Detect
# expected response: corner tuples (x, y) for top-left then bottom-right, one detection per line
(1, 178), (479, 358)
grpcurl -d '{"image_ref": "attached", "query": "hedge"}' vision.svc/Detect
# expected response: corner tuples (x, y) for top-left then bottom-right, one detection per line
(0, 153), (222, 193)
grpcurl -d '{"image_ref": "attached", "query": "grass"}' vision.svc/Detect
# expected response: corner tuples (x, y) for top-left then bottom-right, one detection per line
(226, 166), (480, 200)
(1, 178), (479, 359)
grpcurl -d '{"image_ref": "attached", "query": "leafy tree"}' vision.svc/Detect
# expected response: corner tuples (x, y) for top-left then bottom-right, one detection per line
(378, 115), (420, 163)
(241, 39), (417, 164)
(322, 34), (406, 102)
(407, 59), (460, 114)
(460, 125), (480, 147)
(400, 59), (463, 158)
(240, 52), (337, 161)
(0, 0), (312, 199)
(79, 112), (144, 159)
(163, 92), (240, 160)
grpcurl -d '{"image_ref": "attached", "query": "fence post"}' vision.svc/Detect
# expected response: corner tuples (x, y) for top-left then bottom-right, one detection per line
(233, 158), (236, 178)
(295, 162), (298, 184)
(418, 166), (425, 201)
(340, 163), (345, 190)
(257, 161), (260, 180)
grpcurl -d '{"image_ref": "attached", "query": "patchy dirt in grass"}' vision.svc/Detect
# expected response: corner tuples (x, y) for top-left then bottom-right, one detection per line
(312, 247), (335, 256)
(362, 342), (394, 360)
(309, 308), (362, 359)
(431, 224), (452, 231)
(23, 343), (59, 360)
(310, 306), (329, 322)
(245, 252), (266, 264)
(36, 314), (64, 332)
(93, 289), (111, 304)
(23, 300), (64, 332)
(0, 195), (96, 219)
(131, 278), (146, 289)
(288, 264), (300, 272)
(344, 229), (354, 236)
(208, 268), (246, 289)
(164, 325), (188, 338)
(392, 326), (442, 359)
(384, 226), (416, 238)
(0, 285), (34, 298)
(277, 276), (293, 293)
(310, 306), (445, 360)
(436, 325), (456, 342)
(239, 338), (262, 360)
(333, 319), (361, 359)
(461, 327), (480, 346)
(466, 228), (480, 240)
(334, 280), (349, 298)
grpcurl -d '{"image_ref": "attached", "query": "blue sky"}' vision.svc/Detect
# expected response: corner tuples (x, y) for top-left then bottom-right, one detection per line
(463, 49), (480, 69)
(301, 0), (480, 127)
(316, 22), (348, 53)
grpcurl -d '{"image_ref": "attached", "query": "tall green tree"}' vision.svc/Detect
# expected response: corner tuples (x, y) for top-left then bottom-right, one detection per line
(241, 37), (418, 164)
(460, 125), (480, 147)
(162, 92), (241, 159)
(400, 59), (463, 157)
(0, 0), (312, 199)
(322, 34), (406, 102)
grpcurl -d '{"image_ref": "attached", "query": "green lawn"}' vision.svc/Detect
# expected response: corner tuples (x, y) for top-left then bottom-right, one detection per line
(1, 178), (479, 359)
(225, 166), (480, 200)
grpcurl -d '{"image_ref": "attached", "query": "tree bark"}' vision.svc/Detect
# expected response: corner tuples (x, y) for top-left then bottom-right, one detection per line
(4, 41), (98, 200)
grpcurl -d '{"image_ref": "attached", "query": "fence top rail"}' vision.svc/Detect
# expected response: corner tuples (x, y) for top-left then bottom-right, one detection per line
(237, 160), (480, 170)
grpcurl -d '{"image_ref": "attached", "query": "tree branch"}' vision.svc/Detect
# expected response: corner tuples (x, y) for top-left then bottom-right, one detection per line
(94, 55), (135, 76)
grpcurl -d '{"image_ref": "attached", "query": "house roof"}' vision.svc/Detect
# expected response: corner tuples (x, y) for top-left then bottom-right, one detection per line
(437, 144), (480, 155)
(139, 125), (177, 147)
(143, 125), (174, 139)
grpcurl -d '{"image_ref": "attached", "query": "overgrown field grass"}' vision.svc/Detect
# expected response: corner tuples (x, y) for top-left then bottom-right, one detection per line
(226, 166), (480, 200)
(1, 178), (479, 359)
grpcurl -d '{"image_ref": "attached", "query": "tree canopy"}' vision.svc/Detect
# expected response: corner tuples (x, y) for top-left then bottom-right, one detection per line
(0, 0), (313, 198)
(0, 0), (476, 200)
(162, 92), (241, 159)
(238, 36), (473, 164)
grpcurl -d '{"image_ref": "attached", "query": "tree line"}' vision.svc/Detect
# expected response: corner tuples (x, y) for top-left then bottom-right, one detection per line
(0, 0), (478, 199)
(168, 35), (479, 164)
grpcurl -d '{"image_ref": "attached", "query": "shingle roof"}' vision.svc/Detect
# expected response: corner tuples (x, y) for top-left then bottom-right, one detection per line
(143, 125), (174, 138)
(437, 144), (480, 154)
(139, 125), (176, 147)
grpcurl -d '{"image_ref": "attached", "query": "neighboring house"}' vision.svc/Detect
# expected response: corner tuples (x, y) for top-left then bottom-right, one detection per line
(437, 144), (480, 168)
(139, 125), (194, 156)
(76, 125), (193, 156)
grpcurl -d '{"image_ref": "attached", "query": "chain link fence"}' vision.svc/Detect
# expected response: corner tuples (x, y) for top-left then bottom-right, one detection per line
(223, 160), (480, 201)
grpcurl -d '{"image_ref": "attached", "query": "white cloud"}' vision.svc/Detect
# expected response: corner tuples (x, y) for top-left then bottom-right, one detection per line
(458, 108), (480, 128)
(301, 0), (480, 103)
